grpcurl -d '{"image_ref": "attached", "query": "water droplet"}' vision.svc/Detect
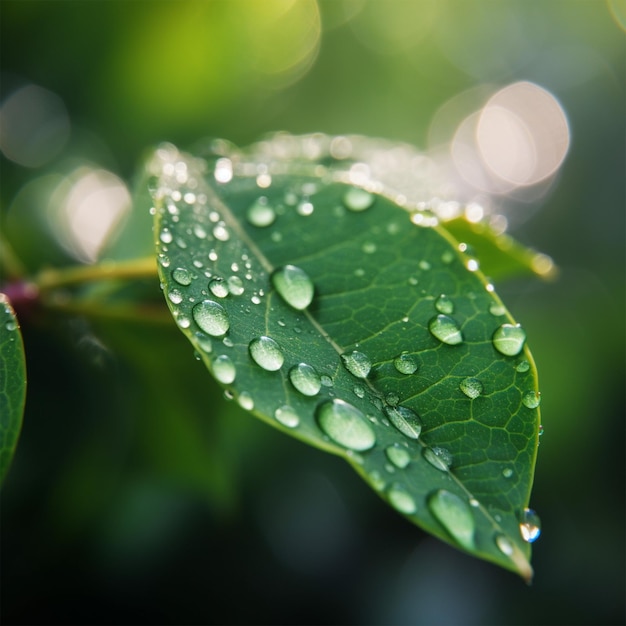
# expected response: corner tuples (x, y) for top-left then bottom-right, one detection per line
(423, 447), (453, 471)
(369, 471), (386, 491)
(320, 375), (333, 387)
(428, 490), (475, 550)
(274, 405), (300, 428)
(489, 302), (506, 316)
(160, 228), (173, 244)
(192, 300), (230, 336)
(394, 353), (419, 375)
(429, 315), (463, 345)
(209, 277), (229, 298)
(419, 260), (431, 271)
(387, 484), (417, 514)
(213, 222), (230, 241)
(362, 242), (377, 254)
(492, 323), (526, 356)
(193, 224), (207, 239)
(353, 384), (365, 399)
(271, 265), (314, 310)
(249, 336), (284, 371)
(194, 332), (212, 353)
(441, 250), (455, 264)
(158, 254), (170, 268)
(297, 200), (314, 216)
(171, 267), (192, 286)
(246, 197), (276, 227)
(5, 320), (17, 331)
(212, 354), (236, 384)
(522, 390), (541, 409)
(168, 289), (184, 305)
(385, 393), (399, 407)
(341, 350), (372, 378)
(434, 294), (454, 315)
(343, 187), (374, 212)
(384, 405), (422, 440)
(177, 314), (190, 329)
(385, 444), (411, 469)
(502, 467), (514, 478)
(316, 399), (376, 451)
(519, 508), (541, 543)
(289, 363), (321, 396)
(460, 377), (483, 399)
(227, 275), (244, 296)
(495, 533), (514, 556)
(214, 157), (233, 183)
(516, 359), (530, 373)
(237, 392), (254, 411)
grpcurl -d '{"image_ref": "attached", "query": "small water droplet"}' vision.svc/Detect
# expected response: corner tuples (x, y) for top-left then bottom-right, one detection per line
(387, 484), (417, 514)
(158, 254), (170, 268)
(460, 377), (483, 399)
(522, 390), (541, 409)
(237, 392), (254, 411)
(385, 393), (399, 407)
(353, 384), (365, 398)
(5, 320), (17, 331)
(297, 200), (314, 216)
(192, 300), (230, 336)
(502, 467), (514, 478)
(343, 187), (374, 212)
(212, 354), (236, 384)
(519, 508), (541, 543)
(246, 197), (276, 227)
(159, 228), (173, 244)
(274, 405), (300, 428)
(369, 471), (386, 491)
(316, 399), (376, 451)
(429, 315), (463, 345)
(193, 224), (207, 239)
(171, 267), (192, 286)
(341, 350), (372, 378)
(271, 265), (314, 310)
(495, 533), (514, 556)
(177, 314), (191, 329)
(249, 336), (284, 371)
(289, 363), (322, 396)
(419, 260), (431, 271)
(168, 289), (184, 305)
(428, 490), (475, 550)
(435, 294), (454, 315)
(384, 405), (422, 440)
(515, 359), (530, 373)
(194, 332), (212, 353)
(492, 323), (526, 356)
(362, 242), (377, 254)
(227, 275), (244, 296)
(320, 375), (333, 387)
(214, 157), (233, 183)
(385, 444), (411, 469)
(489, 302), (506, 316)
(423, 447), (453, 471)
(394, 353), (419, 375)
(441, 250), (455, 264)
(213, 222), (230, 241)
(209, 277), (229, 298)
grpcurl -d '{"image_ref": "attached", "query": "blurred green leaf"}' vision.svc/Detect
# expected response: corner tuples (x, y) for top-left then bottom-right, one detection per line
(149, 135), (542, 579)
(0, 294), (26, 484)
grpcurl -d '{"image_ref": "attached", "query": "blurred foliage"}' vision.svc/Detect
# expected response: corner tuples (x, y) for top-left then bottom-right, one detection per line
(1, 1), (624, 625)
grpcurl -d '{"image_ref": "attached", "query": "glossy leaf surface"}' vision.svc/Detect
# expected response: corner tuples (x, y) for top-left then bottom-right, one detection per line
(0, 294), (26, 484)
(149, 136), (542, 579)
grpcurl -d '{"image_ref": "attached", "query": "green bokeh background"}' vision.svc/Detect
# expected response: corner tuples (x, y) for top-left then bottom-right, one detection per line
(1, 1), (624, 624)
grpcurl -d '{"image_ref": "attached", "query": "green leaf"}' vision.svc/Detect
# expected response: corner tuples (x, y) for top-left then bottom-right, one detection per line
(149, 136), (542, 580)
(0, 294), (26, 484)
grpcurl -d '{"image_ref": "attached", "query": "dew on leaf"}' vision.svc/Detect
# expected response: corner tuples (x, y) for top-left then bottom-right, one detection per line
(159, 228), (173, 244)
(176, 314), (190, 329)
(192, 300), (230, 336)
(519, 508), (542, 543)
(387, 484), (417, 514)
(343, 187), (374, 212)
(297, 200), (314, 216)
(492, 323), (526, 356)
(393, 353), (419, 375)
(423, 447), (453, 471)
(516, 359), (530, 373)
(271, 265), (314, 310)
(428, 489), (475, 551)
(429, 314), (463, 345)
(172, 267), (192, 286)
(522, 390), (541, 409)
(249, 336), (284, 371)
(237, 392), (254, 411)
(227, 275), (245, 296)
(502, 467), (514, 478)
(435, 294), (454, 315)
(341, 350), (372, 379)
(213, 222), (230, 241)
(209, 278), (229, 298)
(212, 354), (236, 384)
(167, 289), (184, 305)
(369, 471), (386, 491)
(274, 405), (300, 428)
(194, 332), (212, 353)
(246, 197), (276, 227)
(289, 363), (321, 396)
(489, 302), (506, 316)
(384, 405), (422, 440)
(385, 444), (411, 469)
(460, 377), (483, 399)
(495, 533), (514, 556)
(316, 399), (376, 451)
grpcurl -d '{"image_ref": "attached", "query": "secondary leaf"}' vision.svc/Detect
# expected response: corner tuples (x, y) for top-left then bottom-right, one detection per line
(0, 294), (26, 484)
(149, 135), (542, 579)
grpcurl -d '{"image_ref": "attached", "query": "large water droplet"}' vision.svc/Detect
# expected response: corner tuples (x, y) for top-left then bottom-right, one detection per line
(289, 363), (322, 396)
(249, 336), (284, 371)
(384, 405), (422, 439)
(172, 267), (193, 286)
(460, 377), (483, 399)
(385, 444), (411, 469)
(435, 294), (454, 315)
(394, 353), (419, 375)
(492, 323), (526, 356)
(209, 277), (229, 298)
(519, 507), (542, 543)
(192, 300), (230, 336)
(429, 315), (463, 345)
(343, 187), (375, 212)
(428, 490), (475, 550)
(212, 354), (236, 384)
(522, 390), (541, 409)
(246, 197), (276, 227)
(423, 447), (453, 471)
(341, 350), (372, 378)
(316, 399), (376, 451)
(387, 484), (417, 514)
(271, 265), (314, 310)
(274, 405), (300, 428)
